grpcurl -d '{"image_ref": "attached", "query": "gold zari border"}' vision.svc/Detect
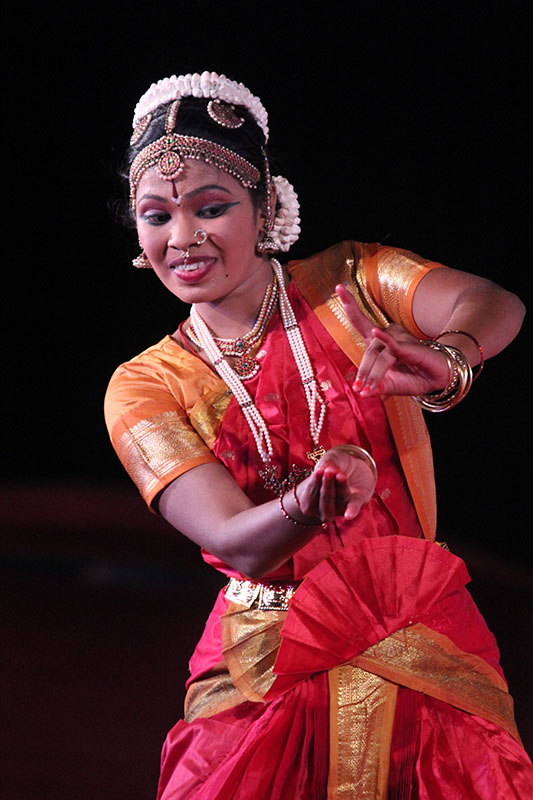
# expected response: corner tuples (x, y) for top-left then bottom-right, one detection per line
(327, 665), (397, 799)
(221, 603), (287, 702)
(116, 408), (215, 503)
(352, 623), (520, 743)
(184, 661), (249, 722)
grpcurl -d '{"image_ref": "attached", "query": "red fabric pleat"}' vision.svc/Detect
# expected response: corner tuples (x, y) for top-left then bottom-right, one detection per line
(157, 671), (329, 800)
(267, 537), (504, 699)
(388, 688), (420, 799)
(413, 696), (533, 799)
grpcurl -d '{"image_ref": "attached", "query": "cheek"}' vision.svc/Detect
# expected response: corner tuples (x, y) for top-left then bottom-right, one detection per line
(138, 225), (164, 255)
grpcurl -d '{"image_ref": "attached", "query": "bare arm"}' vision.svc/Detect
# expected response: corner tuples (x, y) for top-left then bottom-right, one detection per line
(337, 267), (525, 397)
(411, 266), (525, 364)
(157, 446), (376, 579)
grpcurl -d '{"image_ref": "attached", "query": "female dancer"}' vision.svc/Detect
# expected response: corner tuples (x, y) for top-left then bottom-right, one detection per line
(105, 71), (532, 798)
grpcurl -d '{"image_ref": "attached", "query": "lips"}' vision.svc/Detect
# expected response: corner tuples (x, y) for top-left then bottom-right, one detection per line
(169, 256), (216, 282)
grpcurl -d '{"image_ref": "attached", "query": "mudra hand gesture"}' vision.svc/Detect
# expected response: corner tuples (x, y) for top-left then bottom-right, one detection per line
(336, 283), (450, 398)
(296, 445), (378, 523)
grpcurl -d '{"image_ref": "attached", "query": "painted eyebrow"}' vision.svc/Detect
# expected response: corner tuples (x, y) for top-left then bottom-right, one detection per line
(137, 193), (169, 204)
(185, 184), (234, 199)
(137, 185), (234, 205)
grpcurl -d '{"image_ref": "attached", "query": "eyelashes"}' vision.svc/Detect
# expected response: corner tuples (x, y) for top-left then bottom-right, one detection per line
(140, 201), (240, 225)
(197, 201), (239, 219)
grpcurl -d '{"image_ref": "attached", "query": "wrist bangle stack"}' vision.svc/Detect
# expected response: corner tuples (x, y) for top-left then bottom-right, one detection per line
(436, 329), (484, 381)
(414, 341), (473, 412)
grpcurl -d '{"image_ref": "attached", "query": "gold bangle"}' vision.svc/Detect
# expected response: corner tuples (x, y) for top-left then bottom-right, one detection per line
(333, 445), (378, 485)
(413, 341), (473, 412)
(436, 329), (484, 381)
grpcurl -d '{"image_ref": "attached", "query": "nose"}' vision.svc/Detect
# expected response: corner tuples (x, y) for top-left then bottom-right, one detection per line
(167, 215), (196, 252)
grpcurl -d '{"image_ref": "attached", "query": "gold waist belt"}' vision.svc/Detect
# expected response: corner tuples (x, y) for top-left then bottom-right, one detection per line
(225, 578), (299, 611)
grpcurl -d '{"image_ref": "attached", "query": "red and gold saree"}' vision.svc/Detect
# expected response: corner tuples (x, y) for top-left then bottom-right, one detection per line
(105, 242), (533, 798)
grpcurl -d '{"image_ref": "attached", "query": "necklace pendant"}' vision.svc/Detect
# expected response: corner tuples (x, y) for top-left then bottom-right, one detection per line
(306, 445), (326, 465)
(233, 356), (260, 380)
(259, 463), (282, 494)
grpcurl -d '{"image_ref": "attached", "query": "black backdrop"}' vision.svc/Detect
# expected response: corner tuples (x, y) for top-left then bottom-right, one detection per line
(6, 1), (530, 557)
(3, 3), (532, 795)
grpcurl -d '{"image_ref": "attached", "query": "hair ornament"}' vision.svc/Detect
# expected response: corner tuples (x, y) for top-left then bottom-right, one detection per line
(130, 113), (152, 146)
(270, 176), (301, 252)
(165, 99), (181, 132)
(133, 71), (269, 141)
(207, 99), (245, 129)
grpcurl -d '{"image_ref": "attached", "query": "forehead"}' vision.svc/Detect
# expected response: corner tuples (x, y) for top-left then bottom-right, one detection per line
(136, 159), (245, 198)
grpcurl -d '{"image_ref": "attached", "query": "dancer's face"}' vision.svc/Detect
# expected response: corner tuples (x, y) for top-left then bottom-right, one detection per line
(136, 160), (267, 306)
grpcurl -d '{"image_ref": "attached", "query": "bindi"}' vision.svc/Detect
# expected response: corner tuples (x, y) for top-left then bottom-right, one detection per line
(171, 183), (183, 206)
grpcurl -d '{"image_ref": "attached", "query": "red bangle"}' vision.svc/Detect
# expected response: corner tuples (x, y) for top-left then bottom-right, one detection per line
(279, 493), (319, 527)
(436, 329), (484, 381)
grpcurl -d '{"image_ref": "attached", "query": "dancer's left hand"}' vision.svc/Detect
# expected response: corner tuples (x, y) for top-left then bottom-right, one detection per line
(336, 284), (450, 397)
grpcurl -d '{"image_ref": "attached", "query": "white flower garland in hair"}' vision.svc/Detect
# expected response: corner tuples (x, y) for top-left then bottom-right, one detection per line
(271, 176), (301, 252)
(133, 71), (269, 141)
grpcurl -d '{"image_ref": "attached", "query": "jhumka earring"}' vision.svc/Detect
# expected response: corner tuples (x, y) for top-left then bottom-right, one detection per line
(132, 241), (152, 268)
(256, 150), (277, 254)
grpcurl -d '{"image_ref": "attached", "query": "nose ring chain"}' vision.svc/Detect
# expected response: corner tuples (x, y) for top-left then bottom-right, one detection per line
(182, 229), (208, 265)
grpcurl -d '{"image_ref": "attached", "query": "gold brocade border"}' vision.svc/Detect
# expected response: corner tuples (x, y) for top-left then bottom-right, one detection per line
(327, 665), (397, 799)
(189, 386), (233, 449)
(115, 408), (216, 505)
(184, 661), (249, 722)
(382, 395), (437, 540)
(352, 623), (520, 743)
(220, 602), (287, 702)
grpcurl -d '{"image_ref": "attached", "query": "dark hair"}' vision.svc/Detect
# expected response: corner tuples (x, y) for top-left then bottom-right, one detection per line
(119, 97), (270, 227)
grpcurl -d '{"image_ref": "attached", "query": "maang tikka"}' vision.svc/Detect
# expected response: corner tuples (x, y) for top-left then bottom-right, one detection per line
(129, 97), (261, 210)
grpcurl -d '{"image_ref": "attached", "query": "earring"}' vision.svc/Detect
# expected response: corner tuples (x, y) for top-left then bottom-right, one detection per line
(256, 233), (277, 254)
(132, 242), (152, 269)
(256, 151), (277, 254)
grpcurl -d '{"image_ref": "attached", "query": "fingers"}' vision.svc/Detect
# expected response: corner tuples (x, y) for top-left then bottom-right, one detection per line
(355, 340), (397, 395)
(336, 284), (375, 340)
(300, 448), (377, 522)
(354, 325), (422, 396)
(303, 464), (348, 522)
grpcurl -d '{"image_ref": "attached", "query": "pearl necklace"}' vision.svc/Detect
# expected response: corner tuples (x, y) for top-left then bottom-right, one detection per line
(189, 259), (326, 491)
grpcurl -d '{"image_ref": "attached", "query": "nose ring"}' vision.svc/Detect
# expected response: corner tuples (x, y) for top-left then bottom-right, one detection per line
(181, 229), (207, 265)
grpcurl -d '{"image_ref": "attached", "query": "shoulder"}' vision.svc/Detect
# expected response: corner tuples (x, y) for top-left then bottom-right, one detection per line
(104, 334), (223, 434)
(288, 240), (447, 335)
(288, 240), (361, 287)
(108, 335), (195, 382)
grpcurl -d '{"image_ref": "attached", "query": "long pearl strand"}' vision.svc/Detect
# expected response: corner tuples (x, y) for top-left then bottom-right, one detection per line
(189, 258), (326, 473)
(271, 258), (326, 457)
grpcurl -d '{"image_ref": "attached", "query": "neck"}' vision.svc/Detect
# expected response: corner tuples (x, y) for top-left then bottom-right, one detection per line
(193, 257), (280, 338)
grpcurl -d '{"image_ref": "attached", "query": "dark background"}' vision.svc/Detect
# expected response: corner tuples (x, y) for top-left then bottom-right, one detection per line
(3, 2), (531, 798)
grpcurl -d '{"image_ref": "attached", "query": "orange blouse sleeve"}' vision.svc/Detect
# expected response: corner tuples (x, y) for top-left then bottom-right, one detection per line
(104, 339), (220, 509)
(289, 241), (447, 339)
(358, 243), (447, 338)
